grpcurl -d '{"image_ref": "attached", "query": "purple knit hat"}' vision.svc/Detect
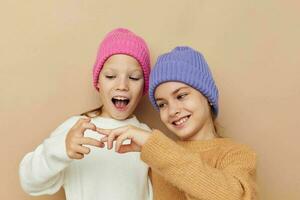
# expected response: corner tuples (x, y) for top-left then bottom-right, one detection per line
(149, 46), (219, 116)
(93, 28), (150, 95)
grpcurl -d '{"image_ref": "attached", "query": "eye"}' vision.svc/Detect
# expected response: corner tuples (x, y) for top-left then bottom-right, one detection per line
(129, 76), (141, 81)
(157, 102), (166, 109)
(105, 75), (116, 79)
(177, 93), (188, 100)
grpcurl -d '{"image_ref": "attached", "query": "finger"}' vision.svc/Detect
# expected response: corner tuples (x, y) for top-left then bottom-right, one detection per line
(74, 145), (91, 155)
(81, 122), (97, 132)
(80, 116), (90, 120)
(96, 126), (129, 149)
(97, 125), (129, 136)
(72, 121), (95, 138)
(67, 151), (84, 159)
(118, 144), (140, 153)
(72, 152), (84, 159)
(74, 117), (91, 128)
(115, 133), (132, 152)
(100, 136), (108, 142)
(107, 132), (118, 150)
(69, 118), (91, 136)
(79, 137), (105, 148)
(96, 128), (111, 136)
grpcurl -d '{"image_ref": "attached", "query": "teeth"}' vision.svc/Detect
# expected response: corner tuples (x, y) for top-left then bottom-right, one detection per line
(174, 117), (189, 125)
(113, 96), (128, 100)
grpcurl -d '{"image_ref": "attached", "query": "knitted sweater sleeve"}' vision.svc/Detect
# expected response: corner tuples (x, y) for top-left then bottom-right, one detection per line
(141, 130), (257, 200)
(19, 116), (80, 196)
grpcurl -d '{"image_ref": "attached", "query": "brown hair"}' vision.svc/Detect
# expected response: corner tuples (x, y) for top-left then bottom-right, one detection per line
(211, 108), (222, 138)
(80, 106), (103, 118)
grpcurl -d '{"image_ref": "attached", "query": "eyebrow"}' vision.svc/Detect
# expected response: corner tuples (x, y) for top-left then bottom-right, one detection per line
(130, 69), (143, 74)
(155, 86), (190, 101)
(102, 68), (116, 73)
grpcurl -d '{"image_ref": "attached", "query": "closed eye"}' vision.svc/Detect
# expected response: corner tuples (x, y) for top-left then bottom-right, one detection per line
(129, 76), (141, 81)
(105, 75), (116, 79)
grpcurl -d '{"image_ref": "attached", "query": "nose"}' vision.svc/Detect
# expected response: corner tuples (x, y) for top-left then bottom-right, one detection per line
(168, 100), (181, 118)
(116, 76), (129, 91)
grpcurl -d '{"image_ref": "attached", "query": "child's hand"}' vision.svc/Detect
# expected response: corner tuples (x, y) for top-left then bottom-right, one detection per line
(66, 117), (104, 159)
(98, 125), (151, 153)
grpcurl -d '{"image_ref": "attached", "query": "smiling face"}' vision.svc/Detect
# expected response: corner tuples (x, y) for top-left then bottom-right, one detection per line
(97, 54), (144, 120)
(154, 81), (216, 141)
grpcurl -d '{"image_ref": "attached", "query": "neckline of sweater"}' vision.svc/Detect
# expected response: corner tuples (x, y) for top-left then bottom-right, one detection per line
(91, 115), (140, 126)
(176, 137), (233, 151)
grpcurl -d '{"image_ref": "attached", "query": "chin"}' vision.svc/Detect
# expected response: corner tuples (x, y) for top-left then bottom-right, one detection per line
(176, 133), (191, 140)
(111, 112), (131, 120)
(172, 128), (196, 141)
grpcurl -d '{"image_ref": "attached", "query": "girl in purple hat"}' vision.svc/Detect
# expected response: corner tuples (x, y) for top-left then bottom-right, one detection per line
(99, 46), (257, 200)
(19, 28), (153, 200)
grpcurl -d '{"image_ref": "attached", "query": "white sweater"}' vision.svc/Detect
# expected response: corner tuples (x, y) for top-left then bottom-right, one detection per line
(19, 116), (153, 200)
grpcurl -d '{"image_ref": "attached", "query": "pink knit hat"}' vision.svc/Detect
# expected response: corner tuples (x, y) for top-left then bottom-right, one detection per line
(93, 28), (150, 95)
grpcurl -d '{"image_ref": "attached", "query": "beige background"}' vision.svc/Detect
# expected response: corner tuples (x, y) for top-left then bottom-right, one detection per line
(1, 0), (299, 199)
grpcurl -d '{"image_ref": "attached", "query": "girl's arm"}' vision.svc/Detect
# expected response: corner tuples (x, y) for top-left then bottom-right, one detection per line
(19, 134), (70, 195)
(141, 130), (257, 200)
(19, 116), (78, 195)
(99, 126), (256, 200)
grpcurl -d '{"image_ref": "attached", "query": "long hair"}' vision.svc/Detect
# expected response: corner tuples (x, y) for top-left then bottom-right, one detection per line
(211, 109), (222, 138)
(80, 106), (103, 118)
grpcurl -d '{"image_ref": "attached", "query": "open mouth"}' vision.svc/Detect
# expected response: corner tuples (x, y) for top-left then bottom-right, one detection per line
(172, 115), (191, 127)
(111, 96), (130, 110)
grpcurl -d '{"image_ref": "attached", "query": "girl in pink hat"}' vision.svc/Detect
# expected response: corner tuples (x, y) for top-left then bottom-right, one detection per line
(19, 28), (153, 200)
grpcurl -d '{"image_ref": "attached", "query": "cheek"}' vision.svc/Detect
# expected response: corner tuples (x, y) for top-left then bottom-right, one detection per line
(192, 101), (210, 120)
(98, 74), (105, 85)
(98, 83), (111, 101)
(98, 91), (108, 104)
(98, 78), (108, 91)
(159, 110), (168, 124)
(131, 82), (144, 96)
(186, 98), (204, 110)
(199, 99), (210, 113)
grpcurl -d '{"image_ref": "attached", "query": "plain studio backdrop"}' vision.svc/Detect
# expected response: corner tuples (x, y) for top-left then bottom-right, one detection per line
(1, 1), (299, 199)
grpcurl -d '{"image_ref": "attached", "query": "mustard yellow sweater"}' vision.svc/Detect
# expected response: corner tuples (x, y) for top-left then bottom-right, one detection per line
(141, 130), (257, 200)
